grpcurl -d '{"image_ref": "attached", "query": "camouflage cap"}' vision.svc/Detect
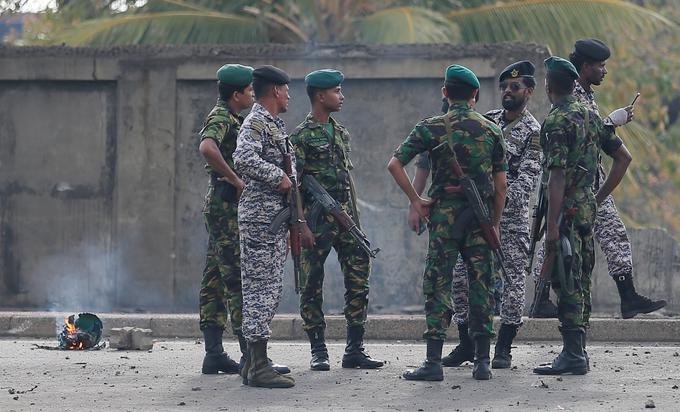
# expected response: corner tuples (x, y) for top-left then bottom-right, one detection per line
(445, 64), (480, 89)
(544, 56), (579, 80)
(305, 69), (344, 89)
(216, 64), (254, 86)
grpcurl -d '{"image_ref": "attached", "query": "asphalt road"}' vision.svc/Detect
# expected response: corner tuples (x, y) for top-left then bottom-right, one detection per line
(1, 339), (679, 411)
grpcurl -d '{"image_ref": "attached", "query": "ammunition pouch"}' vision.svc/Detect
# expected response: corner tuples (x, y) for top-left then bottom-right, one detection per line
(210, 174), (237, 203)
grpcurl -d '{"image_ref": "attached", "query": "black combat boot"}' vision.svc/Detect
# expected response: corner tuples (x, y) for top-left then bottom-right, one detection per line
(492, 324), (518, 369)
(614, 273), (667, 319)
(472, 335), (492, 380)
(237, 333), (290, 381)
(532, 282), (559, 318)
(307, 327), (330, 371)
(582, 331), (590, 371)
(247, 340), (295, 388)
(442, 323), (474, 367)
(534, 329), (587, 375)
(341, 325), (384, 369)
(201, 327), (239, 374)
(402, 339), (444, 381)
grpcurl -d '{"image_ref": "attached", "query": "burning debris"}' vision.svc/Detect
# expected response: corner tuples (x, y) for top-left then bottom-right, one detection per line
(58, 313), (103, 350)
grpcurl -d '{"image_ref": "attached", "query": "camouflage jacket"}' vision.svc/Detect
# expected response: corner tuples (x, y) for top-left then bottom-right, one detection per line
(540, 95), (622, 228)
(199, 99), (243, 209)
(393, 101), (507, 208)
(485, 108), (542, 234)
(233, 102), (296, 225)
(290, 113), (354, 203)
(572, 81), (599, 114)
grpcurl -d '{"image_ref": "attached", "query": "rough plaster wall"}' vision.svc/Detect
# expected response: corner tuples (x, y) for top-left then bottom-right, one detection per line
(0, 44), (675, 315)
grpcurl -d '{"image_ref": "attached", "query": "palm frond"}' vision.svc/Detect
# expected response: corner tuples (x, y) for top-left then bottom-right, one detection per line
(448, 0), (676, 54)
(355, 6), (461, 44)
(48, 11), (270, 46)
(139, 0), (216, 13)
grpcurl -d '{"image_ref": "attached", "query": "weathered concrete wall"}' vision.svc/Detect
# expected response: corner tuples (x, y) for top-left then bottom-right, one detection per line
(0, 44), (677, 316)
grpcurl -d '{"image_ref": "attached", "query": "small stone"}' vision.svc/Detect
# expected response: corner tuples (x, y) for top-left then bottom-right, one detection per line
(13, 396), (19, 400)
(191, 387), (201, 391)
(451, 385), (461, 390)
(673, 352), (679, 357)
(178, 401), (186, 406)
(556, 377), (563, 382)
(645, 399), (655, 408)
(672, 385), (679, 389)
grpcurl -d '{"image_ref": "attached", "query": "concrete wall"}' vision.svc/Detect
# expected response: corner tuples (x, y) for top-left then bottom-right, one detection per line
(0, 44), (677, 316)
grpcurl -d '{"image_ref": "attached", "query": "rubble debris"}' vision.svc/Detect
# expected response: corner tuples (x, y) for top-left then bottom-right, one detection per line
(645, 399), (655, 408)
(110, 327), (154, 350)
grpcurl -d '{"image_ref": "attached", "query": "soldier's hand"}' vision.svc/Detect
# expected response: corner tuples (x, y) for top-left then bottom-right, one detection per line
(278, 174), (292, 194)
(411, 197), (434, 223)
(407, 204), (421, 232)
(234, 178), (246, 200)
(299, 223), (316, 249)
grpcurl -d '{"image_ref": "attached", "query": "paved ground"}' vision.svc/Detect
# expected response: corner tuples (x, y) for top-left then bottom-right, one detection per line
(2, 339), (680, 411)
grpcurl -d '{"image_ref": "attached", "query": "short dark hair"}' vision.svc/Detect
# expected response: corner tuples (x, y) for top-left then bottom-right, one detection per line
(444, 81), (477, 101)
(568, 51), (597, 73)
(253, 78), (274, 99)
(218, 81), (248, 101)
(306, 85), (322, 103)
(546, 72), (575, 96)
(522, 77), (536, 88)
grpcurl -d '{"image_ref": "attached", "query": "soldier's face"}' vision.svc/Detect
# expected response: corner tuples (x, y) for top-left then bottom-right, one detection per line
(499, 78), (531, 111)
(584, 61), (607, 86)
(236, 84), (255, 110)
(319, 86), (344, 112)
(274, 84), (290, 113)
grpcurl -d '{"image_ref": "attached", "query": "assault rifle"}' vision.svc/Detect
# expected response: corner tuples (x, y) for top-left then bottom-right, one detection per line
(527, 181), (547, 317)
(443, 149), (510, 285)
(268, 140), (304, 294)
(301, 174), (380, 258)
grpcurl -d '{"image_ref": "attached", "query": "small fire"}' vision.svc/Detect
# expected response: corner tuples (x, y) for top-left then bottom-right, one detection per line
(58, 313), (103, 350)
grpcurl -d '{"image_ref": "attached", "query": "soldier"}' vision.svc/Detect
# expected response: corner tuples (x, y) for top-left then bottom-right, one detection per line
(388, 65), (507, 381)
(532, 39), (666, 320)
(534, 57), (631, 375)
(233, 65), (314, 388)
(290, 69), (384, 371)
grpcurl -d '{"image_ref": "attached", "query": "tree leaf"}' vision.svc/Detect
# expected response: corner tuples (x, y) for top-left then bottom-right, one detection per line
(355, 6), (461, 44)
(48, 11), (271, 45)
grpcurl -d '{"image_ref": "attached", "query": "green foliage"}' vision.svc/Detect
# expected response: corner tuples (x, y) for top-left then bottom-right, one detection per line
(356, 7), (461, 44)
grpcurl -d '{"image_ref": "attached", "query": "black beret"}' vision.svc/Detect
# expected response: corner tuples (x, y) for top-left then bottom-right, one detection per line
(499, 60), (535, 82)
(252, 65), (290, 85)
(574, 38), (611, 62)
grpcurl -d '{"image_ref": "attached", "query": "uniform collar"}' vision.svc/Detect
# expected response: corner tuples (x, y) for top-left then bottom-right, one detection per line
(447, 101), (471, 112)
(304, 112), (338, 128)
(217, 98), (243, 120)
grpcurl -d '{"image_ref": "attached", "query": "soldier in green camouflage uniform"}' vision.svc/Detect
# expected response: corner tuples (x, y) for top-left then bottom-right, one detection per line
(388, 65), (508, 382)
(198, 64), (289, 377)
(198, 64), (253, 375)
(534, 57), (630, 375)
(290, 69), (383, 371)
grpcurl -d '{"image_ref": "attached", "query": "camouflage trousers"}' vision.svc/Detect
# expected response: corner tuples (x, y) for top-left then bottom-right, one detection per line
(199, 199), (242, 334)
(548, 226), (595, 331)
(239, 223), (288, 342)
(423, 203), (496, 341)
(452, 226), (529, 326)
(299, 211), (370, 331)
(532, 194), (631, 324)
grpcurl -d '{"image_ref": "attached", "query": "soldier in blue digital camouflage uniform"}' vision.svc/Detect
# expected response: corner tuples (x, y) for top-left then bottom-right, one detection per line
(234, 65), (314, 388)
(532, 39), (666, 321)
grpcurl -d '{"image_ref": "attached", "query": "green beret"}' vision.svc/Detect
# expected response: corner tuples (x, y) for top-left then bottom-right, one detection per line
(445, 64), (480, 89)
(216, 64), (253, 86)
(544, 56), (579, 80)
(305, 69), (344, 89)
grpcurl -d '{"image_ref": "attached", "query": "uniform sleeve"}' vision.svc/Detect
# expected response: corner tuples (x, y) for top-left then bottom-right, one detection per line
(543, 118), (573, 170)
(506, 130), (542, 214)
(233, 117), (285, 188)
(199, 114), (229, 144)
(290, 130), (306, 175)
(593, 115), (623, 156)
(491, 127), (509, 173)
(414, 152), (432, 171)
(393, 122), (431, 165)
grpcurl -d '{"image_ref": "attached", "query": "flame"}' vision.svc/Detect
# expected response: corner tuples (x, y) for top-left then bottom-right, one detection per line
(65, 317), (77, 335)
(63, 317), (85, 350)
